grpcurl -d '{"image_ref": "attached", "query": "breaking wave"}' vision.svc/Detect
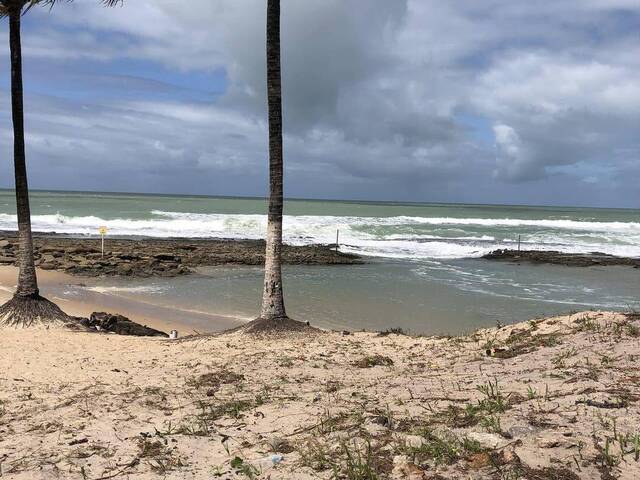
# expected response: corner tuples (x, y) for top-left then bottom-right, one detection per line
(0, 210), (639, 260)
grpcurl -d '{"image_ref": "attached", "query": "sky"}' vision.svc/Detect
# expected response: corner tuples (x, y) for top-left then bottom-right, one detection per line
(0, 0), (638, 207)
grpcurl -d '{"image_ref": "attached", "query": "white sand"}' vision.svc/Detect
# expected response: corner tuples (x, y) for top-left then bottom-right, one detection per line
(0, 310), (638, 479)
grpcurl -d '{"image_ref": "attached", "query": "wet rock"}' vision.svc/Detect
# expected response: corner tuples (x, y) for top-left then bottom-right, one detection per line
(154, 253), (180, 262)
(116, 264), (133, 275)
(0, 232), (364, 278)
(40, 254), (56, 264)
(484, 249), (640, 268)
(81, 312), (168, 337)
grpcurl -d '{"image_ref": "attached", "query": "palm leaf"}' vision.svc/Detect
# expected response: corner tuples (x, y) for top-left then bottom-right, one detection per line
(0, 0), (122, 18)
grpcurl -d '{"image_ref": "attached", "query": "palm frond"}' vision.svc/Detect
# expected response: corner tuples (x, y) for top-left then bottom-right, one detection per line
(0, 0), (122, 18)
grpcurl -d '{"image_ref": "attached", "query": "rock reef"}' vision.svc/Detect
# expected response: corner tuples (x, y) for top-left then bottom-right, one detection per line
(0, 232), (362, 277)
(483, 248), (640, 268)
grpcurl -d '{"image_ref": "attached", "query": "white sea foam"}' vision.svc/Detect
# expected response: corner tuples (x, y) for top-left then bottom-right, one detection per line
(0, 211), (639, 260)
(84, 285), (167, 295)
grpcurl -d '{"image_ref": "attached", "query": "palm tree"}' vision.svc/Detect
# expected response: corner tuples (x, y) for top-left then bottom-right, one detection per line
(0, 0), (120, 328)
(245, 0), (308, 333)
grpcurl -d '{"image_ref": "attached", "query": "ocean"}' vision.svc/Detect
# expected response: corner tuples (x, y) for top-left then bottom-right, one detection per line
(0, 189), (638, 333)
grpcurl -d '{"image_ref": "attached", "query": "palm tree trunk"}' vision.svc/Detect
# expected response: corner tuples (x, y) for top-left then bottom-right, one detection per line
(259, 0), (286, 320)
(9, 10), (39, 299)
(9, 9), (38, 297)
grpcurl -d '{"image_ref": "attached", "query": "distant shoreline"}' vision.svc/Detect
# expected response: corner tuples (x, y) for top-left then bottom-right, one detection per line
(1, 187), (638, 211)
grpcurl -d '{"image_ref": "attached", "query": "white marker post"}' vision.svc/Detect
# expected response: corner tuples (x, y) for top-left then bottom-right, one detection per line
(99, 226), (108, 257)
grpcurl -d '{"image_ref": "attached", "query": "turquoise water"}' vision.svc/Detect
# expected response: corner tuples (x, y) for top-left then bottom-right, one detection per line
(1, 189), (639, 259)
(1, 190), (638, 333)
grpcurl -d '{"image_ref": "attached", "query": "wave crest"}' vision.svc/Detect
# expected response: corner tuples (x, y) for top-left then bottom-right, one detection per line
(0, 211), (638, 260)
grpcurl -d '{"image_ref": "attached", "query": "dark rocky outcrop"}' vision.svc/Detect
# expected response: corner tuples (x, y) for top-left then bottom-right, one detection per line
(0, 232), (362, 278)
(483, 249), (640, 268)
(78, 312), (168, 337)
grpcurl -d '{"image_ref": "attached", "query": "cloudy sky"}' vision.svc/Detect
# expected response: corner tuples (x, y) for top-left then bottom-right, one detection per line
(0, 0), (638, 207)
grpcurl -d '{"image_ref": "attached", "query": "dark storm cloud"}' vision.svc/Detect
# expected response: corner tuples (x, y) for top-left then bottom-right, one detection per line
(0, 0), (638, 206)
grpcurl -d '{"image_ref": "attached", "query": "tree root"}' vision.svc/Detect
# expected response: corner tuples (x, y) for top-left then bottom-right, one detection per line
(0, 294), (77, 329)
(240, 316), (320, 335)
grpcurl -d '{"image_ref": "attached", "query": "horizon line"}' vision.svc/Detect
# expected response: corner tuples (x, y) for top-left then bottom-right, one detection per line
(0, 187), (637, 212)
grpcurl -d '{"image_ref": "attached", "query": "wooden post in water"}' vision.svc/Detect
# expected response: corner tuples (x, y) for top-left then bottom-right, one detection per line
(336, 229), (339, 252)
(517, 234), (521, 252)
(99, 226), (108, 257)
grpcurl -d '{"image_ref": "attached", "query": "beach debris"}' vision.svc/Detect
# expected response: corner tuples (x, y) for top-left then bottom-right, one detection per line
(270, 454), (284, 465)
(353, 354), (394, 368)
(575, 398), (629, 409)
(266, 436), (294, 454)
(79, 312), (168, 337)
(169, 329), (179, 340)
(68, 437), (88, 446)
(486, 347), (510, 357)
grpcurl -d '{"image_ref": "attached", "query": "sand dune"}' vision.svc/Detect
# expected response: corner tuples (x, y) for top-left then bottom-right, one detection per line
(1, 311), (638, 479)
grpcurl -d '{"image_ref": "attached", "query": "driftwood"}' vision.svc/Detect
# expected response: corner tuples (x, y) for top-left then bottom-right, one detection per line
(575, 398), (629, 409)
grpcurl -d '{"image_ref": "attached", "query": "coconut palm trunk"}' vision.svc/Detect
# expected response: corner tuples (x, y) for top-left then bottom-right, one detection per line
(0, 1), (72, 328)
(243, 0), (312, 334)
(259, 0), (287, 321)
(9, 10), (38, 299)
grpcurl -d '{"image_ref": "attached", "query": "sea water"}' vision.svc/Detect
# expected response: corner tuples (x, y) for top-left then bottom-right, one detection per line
(0, 189), (638, 333)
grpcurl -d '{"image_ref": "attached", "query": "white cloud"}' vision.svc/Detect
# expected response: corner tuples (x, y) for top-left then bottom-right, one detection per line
(0, 0), (636, 206)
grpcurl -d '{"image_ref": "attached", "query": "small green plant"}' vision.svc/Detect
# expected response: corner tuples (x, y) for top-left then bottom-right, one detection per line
(538, 333), (562, 347)
(600, 438), (621, 468)
(378, 327), (407, 337)
(480, 414), (502, 434)
(476, 379), (510, 414)
(276, 356), (294, 367)
(230, 457), (260, 479)
(177, 398), (254, 436)
(442, 404), (480, 428)
(187, 370), (244, 390)
(401, 428), (485, 466)
(297, 439), (334, 472)
(551, 347), (577, 368)
(575, 316), (599, 333)
(353, 355), (394, 368)
(626, 324), (640, 337)
(335, 440), (381, 480)
(314, 409), (352, 435)
(136, 437), (185, 473)
(526, 386), (538, 400)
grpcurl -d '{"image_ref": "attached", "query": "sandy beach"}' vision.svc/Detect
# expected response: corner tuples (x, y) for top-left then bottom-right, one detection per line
(0, 267), (244, 335)
(1, 310), (638, 479)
